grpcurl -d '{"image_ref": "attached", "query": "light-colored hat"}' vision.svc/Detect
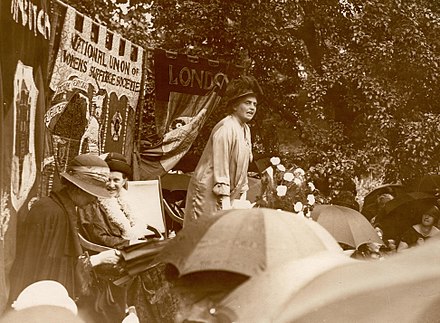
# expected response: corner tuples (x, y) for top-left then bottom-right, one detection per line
(12, 280), (78, 315)
(60, 154), (111, 198)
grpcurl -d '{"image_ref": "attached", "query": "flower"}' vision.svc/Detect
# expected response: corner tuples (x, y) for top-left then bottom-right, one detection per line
(270, 157), (281, 165)
(283, 172), (294, 181)
(255, 157), (318, 217)
(277, 164), (286, 172)
(293, 178), (302, 186)
(276, 185), (288, 196)
(294, 201), (303, 212)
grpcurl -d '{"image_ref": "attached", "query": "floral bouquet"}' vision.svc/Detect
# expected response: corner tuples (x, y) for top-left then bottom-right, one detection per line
(255, 157), (318, 217)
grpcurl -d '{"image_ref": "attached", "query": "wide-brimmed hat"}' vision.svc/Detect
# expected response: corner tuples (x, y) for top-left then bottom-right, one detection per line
(103, 152), (132, 179)
(224, 76), (263, 106)
(422, 205), (440, 219)
(12, 280), (78, 315)
(60, 154), (111, 198)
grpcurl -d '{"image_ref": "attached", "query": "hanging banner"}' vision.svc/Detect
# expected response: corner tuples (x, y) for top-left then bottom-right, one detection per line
(0, 0), (51, 315)
(139, 49), (240, 179)
(48, 4), (143, 173)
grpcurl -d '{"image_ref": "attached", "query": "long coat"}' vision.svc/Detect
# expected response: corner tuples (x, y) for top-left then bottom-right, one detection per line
(9, 188), (85, 300)
(184, 115), (252, 225)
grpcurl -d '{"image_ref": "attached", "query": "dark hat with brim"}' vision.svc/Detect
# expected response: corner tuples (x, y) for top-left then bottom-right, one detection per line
(422, 205), (440, 219)
(225, 76), (263, 106)
(60, 154), (111, 198)
(104, 152), (132, 179)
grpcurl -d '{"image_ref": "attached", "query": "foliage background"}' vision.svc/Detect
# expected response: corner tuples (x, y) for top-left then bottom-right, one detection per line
(62, 0), (440, 201)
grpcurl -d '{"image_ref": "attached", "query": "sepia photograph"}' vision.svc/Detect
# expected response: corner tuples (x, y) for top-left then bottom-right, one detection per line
(1, 0), (440, 322)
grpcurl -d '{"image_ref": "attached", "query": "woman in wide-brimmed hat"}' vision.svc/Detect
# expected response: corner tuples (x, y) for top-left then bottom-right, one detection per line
(79, 152), (160, 249)
(184, 76), (263, 225)
(9, 154), (123, 323)
(397, 204), (440, 252)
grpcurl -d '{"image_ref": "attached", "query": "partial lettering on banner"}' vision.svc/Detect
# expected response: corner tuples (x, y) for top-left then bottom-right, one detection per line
(50, 6), (143, 109)
(49, 5), (144, 156)
(10, 0), (51, 39)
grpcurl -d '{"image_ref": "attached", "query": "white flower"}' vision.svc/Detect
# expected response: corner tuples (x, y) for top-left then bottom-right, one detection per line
(294, 201), (303, 212)
(293, 178), (302, 186)
(277, 164), (286, 172)
(283, 172), (294, 181)
(270, 157), (281, 166)
(297, 211), (305, 217)
(276, 185), (288, 197)
(307, 194), (316, 205)
(293, 168), (305, 177)
(308, 182), (316, 191)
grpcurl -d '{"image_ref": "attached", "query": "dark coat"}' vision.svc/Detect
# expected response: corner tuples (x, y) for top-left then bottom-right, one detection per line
(78, 203), (129, 249)
(9, 188), (84, 301)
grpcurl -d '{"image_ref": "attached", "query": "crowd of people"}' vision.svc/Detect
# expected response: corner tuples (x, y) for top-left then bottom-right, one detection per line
(3, 75), (440, 323)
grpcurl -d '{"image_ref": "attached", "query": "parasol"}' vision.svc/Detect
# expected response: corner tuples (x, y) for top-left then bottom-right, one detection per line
(414, 174), (440, 195)
(156, 208), (342, 277)
(361, 184), (406, 221)
(374, 191), (438, 240)
(214, 236), (440, 323)
(311, 204), (383, 249)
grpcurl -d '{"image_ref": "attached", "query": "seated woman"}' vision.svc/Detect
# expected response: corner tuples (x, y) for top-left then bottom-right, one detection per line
(79, 152), (160, 248)
(77, 153), (162, 323)
(397, 205), (440, 252)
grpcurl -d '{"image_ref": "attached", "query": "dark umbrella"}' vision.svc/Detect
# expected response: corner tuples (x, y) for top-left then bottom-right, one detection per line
(374, 191), (438, 241)
(156, 208), (342, 278)
(414, 174), (440, 195)
(361, 184), (406, 221)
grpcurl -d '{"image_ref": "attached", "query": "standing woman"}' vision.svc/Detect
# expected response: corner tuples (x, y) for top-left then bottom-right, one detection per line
(184, 76), (262, 225)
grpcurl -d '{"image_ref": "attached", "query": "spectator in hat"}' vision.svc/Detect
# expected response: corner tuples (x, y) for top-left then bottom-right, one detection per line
(76, 152), (157, 323)
(397, 205), (440, 252)
(184, 76), (263, 225)
(9, 154), (121, 322)
(79, 152), (161, 249)
(331, 190), (360, 212)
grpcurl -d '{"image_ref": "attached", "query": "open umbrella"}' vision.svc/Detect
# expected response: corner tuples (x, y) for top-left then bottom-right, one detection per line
(311, 204), (383, 249)
(374, 191), (438, 240)
(361, 184), (406, 221)
(214, 236), (440, 323)
(414, 174), (440, 195)
(157, 208), (342, 277)
(215, 251), (355, 322)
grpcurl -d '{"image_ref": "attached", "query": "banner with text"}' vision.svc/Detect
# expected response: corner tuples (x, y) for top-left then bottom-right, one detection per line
(48, 5), (143, 173)
(139, 49), (240, 179)
(0, 0), (51, 314)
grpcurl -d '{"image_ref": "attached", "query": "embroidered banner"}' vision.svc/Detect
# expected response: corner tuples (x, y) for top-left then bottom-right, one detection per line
(139, 49), (240, 179)
(48, 5), (143, 168)
(0, 0), (51, 314)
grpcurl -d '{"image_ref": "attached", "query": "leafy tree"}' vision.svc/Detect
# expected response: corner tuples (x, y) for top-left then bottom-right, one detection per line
(62, 0), (440, 197)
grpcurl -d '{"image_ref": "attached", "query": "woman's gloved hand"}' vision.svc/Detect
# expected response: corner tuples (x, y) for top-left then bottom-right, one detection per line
(90, 249), (121, 267)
